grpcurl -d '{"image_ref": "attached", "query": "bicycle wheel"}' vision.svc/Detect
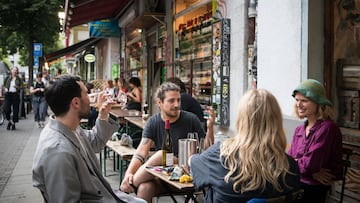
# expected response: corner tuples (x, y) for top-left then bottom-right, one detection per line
(0, 110), (4, 125)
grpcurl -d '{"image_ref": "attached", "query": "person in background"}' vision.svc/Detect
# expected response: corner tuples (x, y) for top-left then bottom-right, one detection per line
(41, 70), (50, 117)
(116, 78), (128, 107)
(288, 79), (343, 203)
(3, 66), (23, 130)
(104, 79), (115, 97)
(41, 70), (50, 87)
(167, 77), (204, 123)
(32, 74), (145, 203)
(117, 78), (128, 93)
(126, 77), (142, 111)
(85, 82), (98, 128)
(189, 89), (301, 202)
(19, 72), (27, 118)
(56, 68), (62, 76)
(113, 77), (119, 97)
(120, 82), (215, 202)
(30, 72), (47, 128)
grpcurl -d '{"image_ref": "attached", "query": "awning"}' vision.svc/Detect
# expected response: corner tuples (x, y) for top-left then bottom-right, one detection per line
(64, 0), (130, 29)
(45, 38), (101, 62)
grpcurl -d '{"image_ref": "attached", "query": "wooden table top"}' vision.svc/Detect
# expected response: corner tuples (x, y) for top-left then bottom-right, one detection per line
(106, 141), (136, 159)
(125, 116), (147, 129)
(110, 109), (141, 118)
(145, 166), (194, 191)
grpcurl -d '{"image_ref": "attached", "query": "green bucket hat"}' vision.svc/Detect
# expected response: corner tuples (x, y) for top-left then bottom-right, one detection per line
(292, 79), (332, 106)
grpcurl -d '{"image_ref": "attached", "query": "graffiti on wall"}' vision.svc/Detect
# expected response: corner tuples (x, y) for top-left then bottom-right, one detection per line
(335, 0), (360, 59)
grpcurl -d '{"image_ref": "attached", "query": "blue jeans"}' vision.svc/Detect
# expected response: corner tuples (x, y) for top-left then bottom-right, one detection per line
(32, 96), (47, 122)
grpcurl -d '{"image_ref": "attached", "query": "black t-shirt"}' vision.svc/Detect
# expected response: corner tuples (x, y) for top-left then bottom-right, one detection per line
(142, 110), (206, 156)
(181, 92), (204, 122)
(190, 142), (301, 203)
(32, 81), (45, 97)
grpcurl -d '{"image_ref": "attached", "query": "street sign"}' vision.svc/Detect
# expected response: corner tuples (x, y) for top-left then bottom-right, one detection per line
(34, 57), (39, 67)
(33, 43), (42, 57)
(84, 54), (96, 63)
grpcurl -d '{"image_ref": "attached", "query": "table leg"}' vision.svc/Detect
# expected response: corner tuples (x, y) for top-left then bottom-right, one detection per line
(185, 194), (198, 203)
(119, 158), (123, 187)
(113, 151), (116, 171)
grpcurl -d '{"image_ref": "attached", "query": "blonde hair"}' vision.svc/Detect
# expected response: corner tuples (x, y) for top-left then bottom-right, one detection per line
(220, 89), (290, 193)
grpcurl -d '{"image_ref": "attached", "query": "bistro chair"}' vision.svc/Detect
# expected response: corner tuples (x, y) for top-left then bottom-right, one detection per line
(246, 188), (304, 203)
(154, 190), (204, 203)
(340, 147), (353, 202)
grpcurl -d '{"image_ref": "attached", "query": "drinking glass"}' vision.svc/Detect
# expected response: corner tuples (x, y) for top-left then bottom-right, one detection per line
(199, 138), (206, 153)
(187, 132), (199, 150)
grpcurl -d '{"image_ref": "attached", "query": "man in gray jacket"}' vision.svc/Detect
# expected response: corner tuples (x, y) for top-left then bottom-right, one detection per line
(32, 74), (145, 203)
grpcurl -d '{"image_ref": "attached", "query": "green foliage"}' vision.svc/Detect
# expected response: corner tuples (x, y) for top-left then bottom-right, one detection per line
(0, 0), (64, 59)
(0, 0), (64, 82)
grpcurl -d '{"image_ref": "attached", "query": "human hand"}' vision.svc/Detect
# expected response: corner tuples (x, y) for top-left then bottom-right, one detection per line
(120, 173), (135, 193)
(312, 168), (335, 185)
(205, 106), (215, 128)
(97, 91), (114, 120)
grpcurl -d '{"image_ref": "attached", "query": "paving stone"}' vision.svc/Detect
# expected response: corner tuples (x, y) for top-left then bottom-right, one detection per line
(0, 113), (33, 197)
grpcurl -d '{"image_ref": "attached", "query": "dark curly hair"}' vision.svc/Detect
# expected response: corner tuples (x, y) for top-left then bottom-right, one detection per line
(128, 77), (141, 87)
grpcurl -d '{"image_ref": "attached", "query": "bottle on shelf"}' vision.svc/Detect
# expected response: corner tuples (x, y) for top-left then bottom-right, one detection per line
(142, 101), (149, 120)
(174, 31), (180, 59)
(143, 102), (148, 114)
(162, 120), (174, 167)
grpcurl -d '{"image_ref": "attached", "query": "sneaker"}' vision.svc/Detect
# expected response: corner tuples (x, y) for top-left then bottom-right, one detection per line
(11, 123), (15, 130)
(41, 122), (45, 128)
(38, 122), (42, 128)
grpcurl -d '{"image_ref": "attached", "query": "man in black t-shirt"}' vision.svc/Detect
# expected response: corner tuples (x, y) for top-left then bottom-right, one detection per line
(120, 82), (215, 202)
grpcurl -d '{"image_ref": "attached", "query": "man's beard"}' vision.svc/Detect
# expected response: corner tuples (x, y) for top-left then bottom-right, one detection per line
(164, 108), (180, 118)
(78, 106), (90, 119)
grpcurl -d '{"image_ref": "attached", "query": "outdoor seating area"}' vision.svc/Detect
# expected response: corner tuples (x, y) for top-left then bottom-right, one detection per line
(2, 0), (360, 202)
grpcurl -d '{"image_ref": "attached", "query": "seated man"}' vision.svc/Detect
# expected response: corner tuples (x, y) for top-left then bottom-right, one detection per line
(166, 77), (205, 123)
(120, 82), (215, 202)
(32, 74), (145, 203)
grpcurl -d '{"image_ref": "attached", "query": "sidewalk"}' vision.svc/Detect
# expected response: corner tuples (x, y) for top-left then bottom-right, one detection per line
(0, 113), (186, 203)
(0, 112), (43, 203)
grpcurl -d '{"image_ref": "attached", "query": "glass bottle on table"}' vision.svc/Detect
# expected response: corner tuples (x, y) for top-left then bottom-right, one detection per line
(162, 120), (173, 167)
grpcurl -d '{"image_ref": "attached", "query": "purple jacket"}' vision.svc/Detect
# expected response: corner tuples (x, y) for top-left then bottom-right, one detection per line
(288, 119), (343, 185)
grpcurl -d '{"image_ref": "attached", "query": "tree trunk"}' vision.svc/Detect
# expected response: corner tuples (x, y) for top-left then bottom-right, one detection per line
(28, 19), (34, 86)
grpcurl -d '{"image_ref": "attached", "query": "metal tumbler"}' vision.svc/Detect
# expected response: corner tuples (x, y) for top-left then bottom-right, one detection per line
(178, 138), (197, 167)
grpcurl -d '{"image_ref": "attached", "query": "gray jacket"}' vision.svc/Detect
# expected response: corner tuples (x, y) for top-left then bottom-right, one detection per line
(32, 116), (143, 203)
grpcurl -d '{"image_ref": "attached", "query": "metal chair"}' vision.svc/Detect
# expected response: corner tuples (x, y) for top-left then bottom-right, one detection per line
(340, 147), (353, 203)
(247, 188), (304, 203)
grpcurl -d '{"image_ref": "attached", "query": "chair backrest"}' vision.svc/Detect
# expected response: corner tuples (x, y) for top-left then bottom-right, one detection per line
(340, 147), (353, 202)
(247, 189), (304, 203)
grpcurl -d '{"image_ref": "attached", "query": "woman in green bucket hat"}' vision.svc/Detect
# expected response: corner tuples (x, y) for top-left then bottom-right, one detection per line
(288, 79), (343, 203)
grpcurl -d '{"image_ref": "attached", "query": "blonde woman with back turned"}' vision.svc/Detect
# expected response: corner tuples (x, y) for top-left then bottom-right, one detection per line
(189, 89), (301, 202)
